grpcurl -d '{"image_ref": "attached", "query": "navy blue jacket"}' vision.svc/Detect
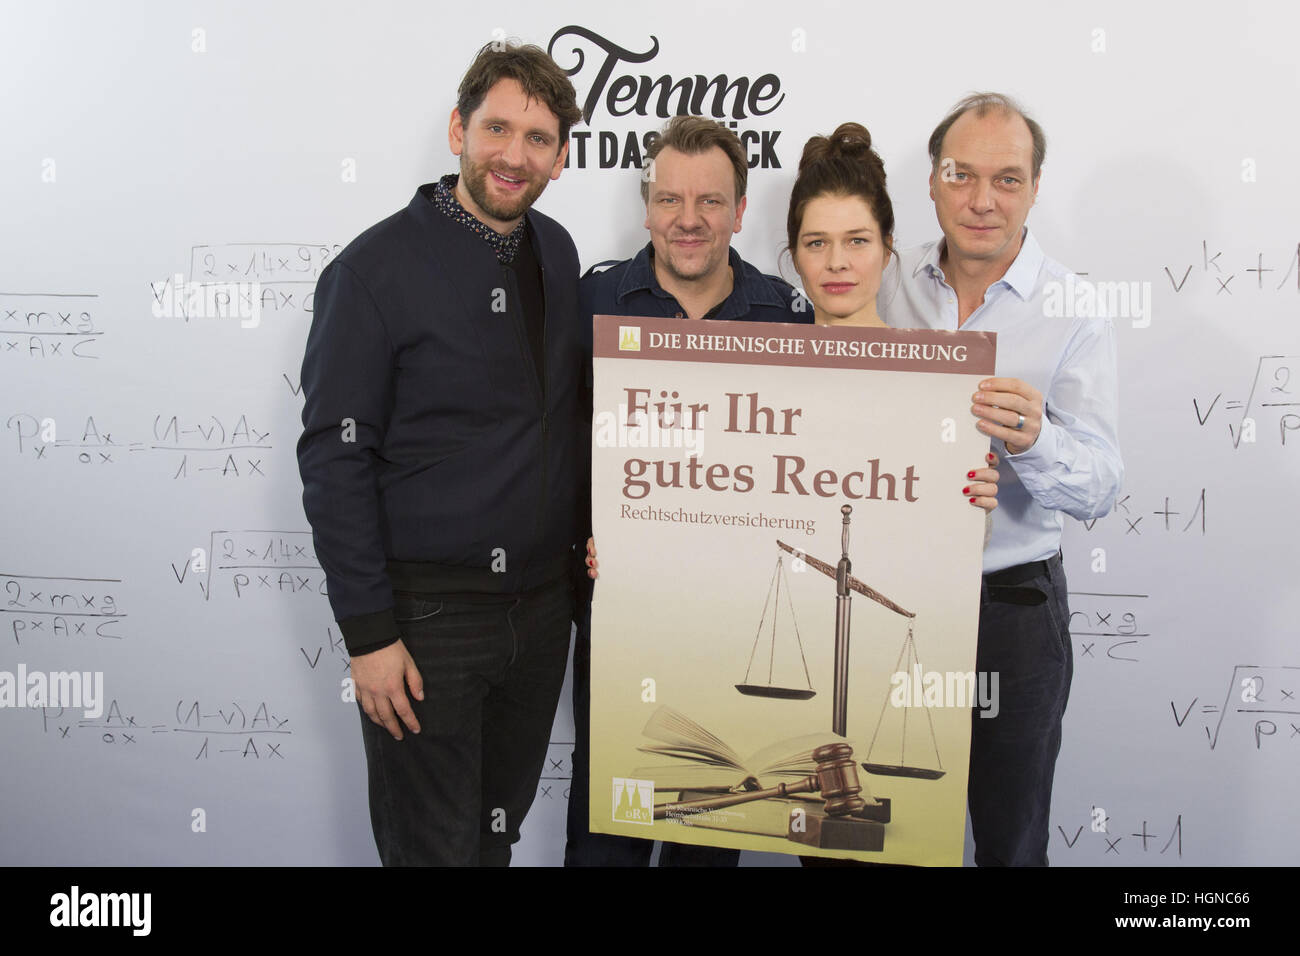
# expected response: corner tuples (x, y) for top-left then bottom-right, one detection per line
(297, 185), (584, 654)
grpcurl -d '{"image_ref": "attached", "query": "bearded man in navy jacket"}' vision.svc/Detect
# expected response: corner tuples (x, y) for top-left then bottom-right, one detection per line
(296, 41), (585, 866)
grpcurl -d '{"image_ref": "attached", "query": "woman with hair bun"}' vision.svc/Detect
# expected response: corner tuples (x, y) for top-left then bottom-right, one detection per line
(788, 123), (896, 329)
(788, 123), (1000, 511)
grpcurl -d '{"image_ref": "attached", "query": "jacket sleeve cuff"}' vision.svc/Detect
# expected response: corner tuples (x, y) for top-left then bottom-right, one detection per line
(338, 608), (401, 657)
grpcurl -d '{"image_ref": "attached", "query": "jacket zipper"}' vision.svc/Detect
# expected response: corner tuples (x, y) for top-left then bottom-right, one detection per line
(501, 261), (548, 583)
(537, 262), (550, 584)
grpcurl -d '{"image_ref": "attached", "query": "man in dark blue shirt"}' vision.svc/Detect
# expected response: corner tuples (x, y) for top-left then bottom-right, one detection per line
(565, 116), (810, 867)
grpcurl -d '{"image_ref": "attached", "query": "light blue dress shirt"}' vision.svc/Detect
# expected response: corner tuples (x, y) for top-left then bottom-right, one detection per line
(879, 228), (1123, 574)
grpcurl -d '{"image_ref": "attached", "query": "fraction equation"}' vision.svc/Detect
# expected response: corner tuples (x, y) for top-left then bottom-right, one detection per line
(1192, 355), (1300, 448)
(1, 292), (103, 360)
(1171, 664), (1300, 751)
(537, 741), (574, 803)
(40, 697), (293, 760)
(1, 571), (127, 644)
(5, 412), (271, 478)
(174, 530), (324, 601)
(1068, 591), (1149, 663)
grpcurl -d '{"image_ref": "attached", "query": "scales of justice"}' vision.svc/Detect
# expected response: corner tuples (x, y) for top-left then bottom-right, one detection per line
(652, 505), (945, 851)
(739, 503), (945, 780)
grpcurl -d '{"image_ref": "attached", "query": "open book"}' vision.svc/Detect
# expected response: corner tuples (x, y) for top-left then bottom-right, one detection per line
(626, 707), (889, 845)
(631, 706), (848, 792)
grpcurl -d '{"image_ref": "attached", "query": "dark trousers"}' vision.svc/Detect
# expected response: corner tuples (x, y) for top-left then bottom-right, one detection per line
(357, 576), (572, 866)
(564, 602), (740, 867)
(801, 553), (1073, 869)
(967, 552), (1073, 866)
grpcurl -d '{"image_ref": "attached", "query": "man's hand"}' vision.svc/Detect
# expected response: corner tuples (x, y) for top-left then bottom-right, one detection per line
(964, 451), (1001, 512)
(585, 537), (598, 580)
(352, 640), (424, 740)
(972, 377), (1043, 455)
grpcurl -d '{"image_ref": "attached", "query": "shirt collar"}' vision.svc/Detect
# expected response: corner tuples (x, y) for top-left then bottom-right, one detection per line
(919, 227), (1044, 301)
(615, 242), (785, 316)
(430, 173), (526, 264)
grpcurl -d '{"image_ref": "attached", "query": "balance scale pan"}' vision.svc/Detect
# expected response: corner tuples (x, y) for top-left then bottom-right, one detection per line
(861, 763), (946, 780)
(734, 684), (817, 701)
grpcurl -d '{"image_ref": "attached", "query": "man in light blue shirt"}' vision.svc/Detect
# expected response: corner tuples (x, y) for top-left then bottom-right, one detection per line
(880, 93), (1122, 866)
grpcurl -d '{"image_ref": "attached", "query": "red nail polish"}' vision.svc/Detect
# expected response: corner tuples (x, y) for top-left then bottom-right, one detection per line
(967, 471), (975, 479)
(986, 453), (994, 462)
(963, 487), (970, 495)
(969, 496), (977, 503)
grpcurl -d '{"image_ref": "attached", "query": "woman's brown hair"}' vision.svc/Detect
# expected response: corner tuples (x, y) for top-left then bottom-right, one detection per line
(787, 122), (895, 259)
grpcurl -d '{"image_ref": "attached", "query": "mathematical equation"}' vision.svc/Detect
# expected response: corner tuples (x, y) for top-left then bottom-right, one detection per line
(1162, 239), (1299, 296)
(1079, 490), (1206, 535)
(1, 292), (103, 360)
(171, 531), (324, 601)
(537, 741), (573, 803)
(1171, 664), (1300, 751)
(189, 243), (341, 286)
(300, 627), (349, 676)
(5, 413), (272, 478)
(1068, 591), (1149, 663)
(1, 572), (127, 645)
(145, 243), (342, 323)
(1192, 355), (1300, 448)
(39, 697), (292, 761)
(1056, 806), (1183, 859)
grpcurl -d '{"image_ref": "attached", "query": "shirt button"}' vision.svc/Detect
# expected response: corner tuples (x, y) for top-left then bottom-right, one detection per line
(675, 312), (684, 318)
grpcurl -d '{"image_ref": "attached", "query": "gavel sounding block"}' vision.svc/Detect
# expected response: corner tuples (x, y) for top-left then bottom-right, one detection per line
(667, 793), (889, 833)
(787, 804), (886, 852)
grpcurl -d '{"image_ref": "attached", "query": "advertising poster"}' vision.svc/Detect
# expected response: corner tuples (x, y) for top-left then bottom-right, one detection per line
(589, 315), (997, 864)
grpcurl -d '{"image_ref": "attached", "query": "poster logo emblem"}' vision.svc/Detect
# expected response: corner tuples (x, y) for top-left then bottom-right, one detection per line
(619, 326), (642, 351)
(612, 777), (654, 824)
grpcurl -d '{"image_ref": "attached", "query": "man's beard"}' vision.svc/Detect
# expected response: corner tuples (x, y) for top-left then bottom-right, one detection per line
(658, 235), (725, 283)
(460, 156), (548, 225)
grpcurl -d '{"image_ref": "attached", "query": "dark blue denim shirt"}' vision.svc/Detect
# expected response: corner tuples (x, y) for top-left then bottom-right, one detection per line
(579, 241), (811, 328)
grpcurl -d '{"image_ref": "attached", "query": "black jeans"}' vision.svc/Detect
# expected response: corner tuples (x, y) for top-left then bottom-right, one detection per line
(564, 600), (740, 867)
(967, 552), (1073, 866)
(357, 576), (572, 866)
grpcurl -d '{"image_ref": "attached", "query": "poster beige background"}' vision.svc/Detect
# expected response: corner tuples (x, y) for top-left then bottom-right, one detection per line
(590, 318), (993, 863)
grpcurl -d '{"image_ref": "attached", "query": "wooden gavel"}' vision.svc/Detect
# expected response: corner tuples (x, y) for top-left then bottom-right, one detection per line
(653, 743), (866, 820)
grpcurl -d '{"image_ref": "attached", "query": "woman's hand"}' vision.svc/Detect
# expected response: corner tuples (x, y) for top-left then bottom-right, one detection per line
(585, 537), (598, 579)
(964, 451), (1000, 512)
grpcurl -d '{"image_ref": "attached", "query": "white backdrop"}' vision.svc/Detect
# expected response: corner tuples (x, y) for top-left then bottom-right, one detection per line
(2, 0), (1297, 865)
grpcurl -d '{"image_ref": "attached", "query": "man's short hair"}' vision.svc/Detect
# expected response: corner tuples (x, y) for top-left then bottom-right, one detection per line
(927, 92), (1046, 182)
(457, 40), (583, 142)
(641, 115), (749, 204)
